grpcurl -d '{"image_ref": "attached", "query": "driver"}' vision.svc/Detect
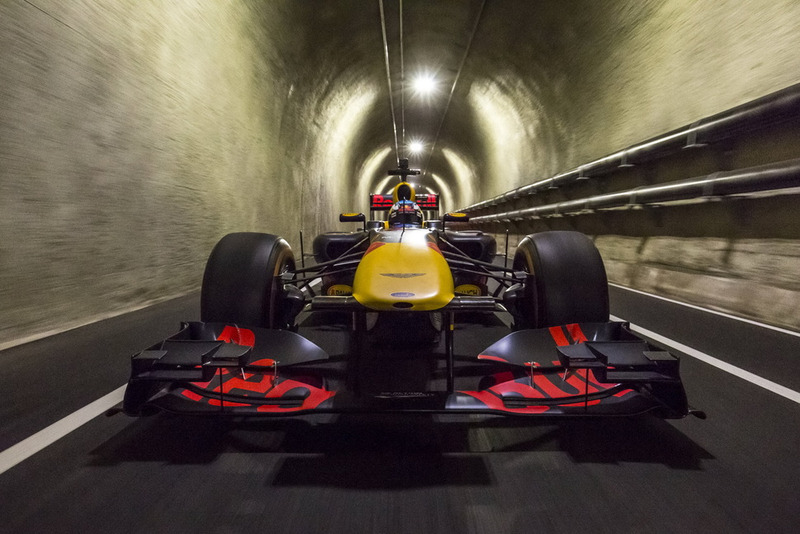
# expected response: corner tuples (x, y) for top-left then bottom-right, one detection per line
(388, 200), (424, 228)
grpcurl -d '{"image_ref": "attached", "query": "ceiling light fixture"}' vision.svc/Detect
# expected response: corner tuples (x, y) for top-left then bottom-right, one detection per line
(411, 73), (437, 96)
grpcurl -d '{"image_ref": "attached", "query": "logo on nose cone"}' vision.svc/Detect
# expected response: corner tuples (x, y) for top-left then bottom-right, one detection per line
(391, 292), (416, 298)
(381, 273), (425, 278)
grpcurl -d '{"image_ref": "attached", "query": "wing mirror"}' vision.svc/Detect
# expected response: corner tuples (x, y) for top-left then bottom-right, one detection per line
(339, 213), (366, 223)
(442, 212), (469, 222)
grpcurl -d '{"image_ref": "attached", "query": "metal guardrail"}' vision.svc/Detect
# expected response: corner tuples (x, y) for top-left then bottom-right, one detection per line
(469, 159), (800, 223)
(460, 82), (800, 215)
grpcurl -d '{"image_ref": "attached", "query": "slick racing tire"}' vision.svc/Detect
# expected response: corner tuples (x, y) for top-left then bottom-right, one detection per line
(512, 231), (609, 329)
(201, 232), (295, 329)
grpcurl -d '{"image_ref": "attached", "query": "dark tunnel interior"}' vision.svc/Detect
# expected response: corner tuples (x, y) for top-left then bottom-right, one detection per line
(1, 0), (799, 346)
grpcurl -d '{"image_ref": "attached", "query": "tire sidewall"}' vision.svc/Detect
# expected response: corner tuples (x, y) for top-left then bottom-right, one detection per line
(512, 231), (609, 329)
(200, 232), (295, 329)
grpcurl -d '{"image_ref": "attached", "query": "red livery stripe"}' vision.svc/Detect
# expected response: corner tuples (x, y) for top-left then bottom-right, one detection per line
(549, 326), (570, 346)
(364, 242), (385, 255)
(181, 390), (203, 402)
(478, 354), (510, 363)
(491, 379), (547, 399)
(566, 323), (588, 343)
(563, 369), (601, 395)
(217, 325), (256, 347)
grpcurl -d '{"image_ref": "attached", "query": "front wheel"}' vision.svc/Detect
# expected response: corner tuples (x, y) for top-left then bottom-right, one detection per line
(512, 231), (609, 329)
(201, 232), (295, 329)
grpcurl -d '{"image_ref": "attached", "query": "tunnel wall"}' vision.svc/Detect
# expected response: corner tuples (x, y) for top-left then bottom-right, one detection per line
(0, 1), (387, 348)
(436, 0), (800, 205)
(480, 179), (800, 332)
(449, 0), (800, 332)
(470, 96), (800, 330)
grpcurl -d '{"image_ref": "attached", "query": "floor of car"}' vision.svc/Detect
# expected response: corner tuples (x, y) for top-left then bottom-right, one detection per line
(295, 310), (512, 395)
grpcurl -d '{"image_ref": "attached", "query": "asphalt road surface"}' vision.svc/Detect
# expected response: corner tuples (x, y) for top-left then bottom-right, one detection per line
(0, 288), (798, 534)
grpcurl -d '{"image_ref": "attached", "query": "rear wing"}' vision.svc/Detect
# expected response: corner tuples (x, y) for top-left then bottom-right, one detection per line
(369, 194), (393, 210)
(370, 193), (439, 210)
(416, 194), (439, 210)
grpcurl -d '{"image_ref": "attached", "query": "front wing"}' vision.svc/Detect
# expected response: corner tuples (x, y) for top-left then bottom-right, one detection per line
(123, 321), (689, 418)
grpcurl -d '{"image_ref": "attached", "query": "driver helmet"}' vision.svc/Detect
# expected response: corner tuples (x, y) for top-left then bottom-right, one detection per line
(388, 200), (423, 228)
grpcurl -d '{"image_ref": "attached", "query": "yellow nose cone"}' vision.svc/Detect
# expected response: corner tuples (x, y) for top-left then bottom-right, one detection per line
(352, 231), (454, 311)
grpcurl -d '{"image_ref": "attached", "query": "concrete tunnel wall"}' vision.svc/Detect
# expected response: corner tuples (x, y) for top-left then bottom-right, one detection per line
(428, 0), (800, 201)
(0, 1), (393, 347)
(1, 0), (799, 347)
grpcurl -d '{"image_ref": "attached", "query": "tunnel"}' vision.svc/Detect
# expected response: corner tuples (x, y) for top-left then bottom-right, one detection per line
(2, 2), (800, 532)
(2, 1), (800, 345)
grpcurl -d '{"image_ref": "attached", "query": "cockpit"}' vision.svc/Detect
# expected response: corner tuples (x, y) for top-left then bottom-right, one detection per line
(388, 200), (424, 228)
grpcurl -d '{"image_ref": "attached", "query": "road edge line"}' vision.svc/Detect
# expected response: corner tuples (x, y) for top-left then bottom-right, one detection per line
(611, 314), (800, 405)
(0, 385), (126, 476)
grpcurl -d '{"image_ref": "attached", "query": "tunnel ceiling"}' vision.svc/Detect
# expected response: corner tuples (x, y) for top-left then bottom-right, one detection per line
(363, 0), (501, 209)
(281, 0), (494, 211)
(289, 0), (544, 211)
(278, 0), (800, 213)
(288, 1), (661, 211)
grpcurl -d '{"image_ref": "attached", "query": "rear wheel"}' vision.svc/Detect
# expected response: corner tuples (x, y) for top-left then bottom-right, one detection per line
(512, 231), (609, 329)
(201, 232), (295, 329)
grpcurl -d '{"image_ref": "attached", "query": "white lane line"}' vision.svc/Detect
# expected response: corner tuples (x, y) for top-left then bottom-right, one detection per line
(0, 384), (126, 476)
(609, 283), (800, 338)
(3, 305), (798, 476)
(611, 314), (800, 405)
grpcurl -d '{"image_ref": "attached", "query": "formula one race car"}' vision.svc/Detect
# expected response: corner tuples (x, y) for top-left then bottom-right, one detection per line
(123, 160), (694, 419)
